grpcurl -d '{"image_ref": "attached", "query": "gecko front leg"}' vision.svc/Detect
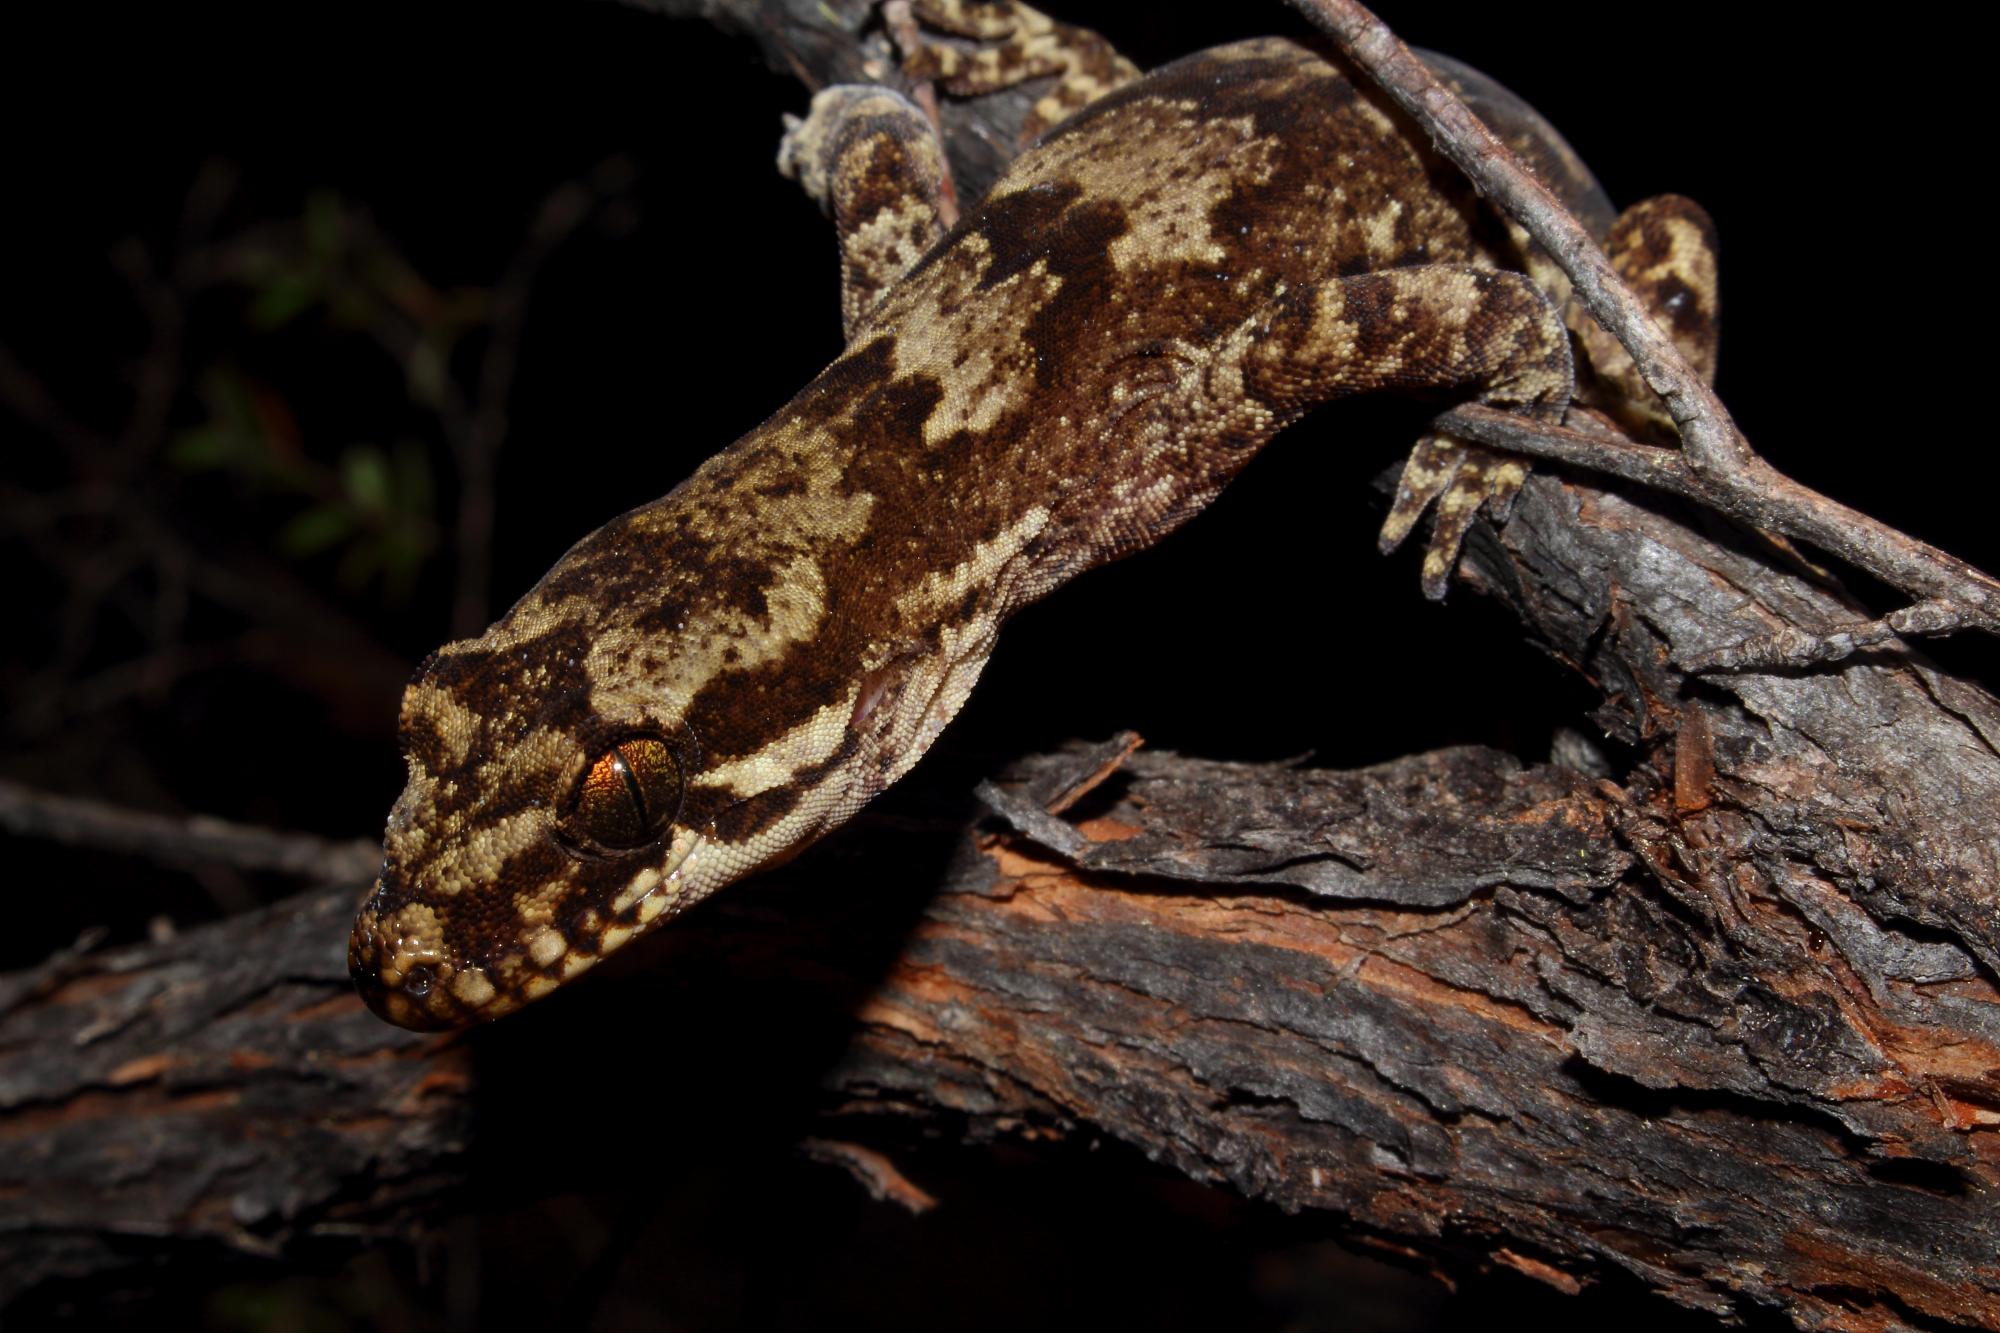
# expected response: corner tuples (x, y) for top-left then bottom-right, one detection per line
(1236, 267), (1572, 588)
(1379, 193), (1721, 595)
(897, 0), (1138, 142)
(780, 86), (952, 340)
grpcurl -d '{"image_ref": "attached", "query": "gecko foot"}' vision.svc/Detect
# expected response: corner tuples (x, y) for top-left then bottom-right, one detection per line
(1378, 435), (1528, 600)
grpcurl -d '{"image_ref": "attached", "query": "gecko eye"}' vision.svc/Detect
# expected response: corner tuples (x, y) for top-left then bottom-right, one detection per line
(567, 737), (683, 850)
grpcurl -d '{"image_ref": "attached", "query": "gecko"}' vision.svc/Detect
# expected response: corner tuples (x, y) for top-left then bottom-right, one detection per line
(349, 2), (1719, 1029)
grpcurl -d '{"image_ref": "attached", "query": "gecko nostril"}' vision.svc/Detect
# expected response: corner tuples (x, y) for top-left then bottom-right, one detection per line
(403, 964), (435, 999)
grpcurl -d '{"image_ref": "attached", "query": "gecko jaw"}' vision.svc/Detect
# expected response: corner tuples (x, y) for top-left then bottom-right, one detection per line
(349, 823), (708, 1030)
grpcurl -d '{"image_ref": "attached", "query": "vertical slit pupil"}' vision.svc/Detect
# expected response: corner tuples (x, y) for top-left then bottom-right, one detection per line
(612, 743), (650, 826)
(572, 737), (680, 849)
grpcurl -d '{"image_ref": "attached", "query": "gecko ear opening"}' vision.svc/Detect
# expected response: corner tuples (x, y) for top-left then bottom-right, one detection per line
(564, 736), (684, 851)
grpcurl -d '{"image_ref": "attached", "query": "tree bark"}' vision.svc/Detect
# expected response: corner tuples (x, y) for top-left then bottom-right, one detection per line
(2, 4), (1995, 1330)
(4, 465), (1996, 1325)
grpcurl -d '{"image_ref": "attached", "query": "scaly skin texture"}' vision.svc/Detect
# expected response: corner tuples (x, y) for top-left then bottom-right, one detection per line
(349, 32), (1717, 1029)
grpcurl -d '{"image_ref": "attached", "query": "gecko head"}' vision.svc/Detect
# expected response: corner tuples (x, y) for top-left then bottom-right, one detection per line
(347, 489), (890, 1030)
(346, 609), (716, 1031)
(348, 387), (1018, 1030)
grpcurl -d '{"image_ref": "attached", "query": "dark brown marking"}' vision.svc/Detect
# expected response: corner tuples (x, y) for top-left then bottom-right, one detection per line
(706, 782), (807, 846)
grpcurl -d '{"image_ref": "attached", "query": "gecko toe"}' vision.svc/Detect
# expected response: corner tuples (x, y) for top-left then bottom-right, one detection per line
(1383, 435), (1527, 599)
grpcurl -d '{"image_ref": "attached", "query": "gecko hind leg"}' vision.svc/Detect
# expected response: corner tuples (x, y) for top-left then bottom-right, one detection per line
(1572, 193), (1722, 435)
(779, 86), (952, 342)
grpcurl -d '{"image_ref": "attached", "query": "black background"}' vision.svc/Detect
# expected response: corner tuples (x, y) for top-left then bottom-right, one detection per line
(1, 2), (1983, 1328)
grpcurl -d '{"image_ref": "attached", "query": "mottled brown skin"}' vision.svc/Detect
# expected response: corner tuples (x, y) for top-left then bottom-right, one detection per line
(899, 0), (1140, 141)
(350, 33), (1718, 1030)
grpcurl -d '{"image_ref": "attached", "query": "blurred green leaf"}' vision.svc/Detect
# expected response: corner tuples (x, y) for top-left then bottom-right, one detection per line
(172, 370), (278, 473)
(340, 445), (391, 513)
(278, 504), (354, 557)
(248, 272), (320, 330)
(167, 427), (237, 471)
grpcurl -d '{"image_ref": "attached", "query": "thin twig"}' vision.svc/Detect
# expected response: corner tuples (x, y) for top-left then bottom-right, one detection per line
(1678, 600), (1963, 673)
(1305, 6), (1750, 478)
(1288, 0), (2000, 661)
(1437, 407), (1989, 668)
(1432, 404), (1702, 502)
(0, 778), (381, 883)
(0, 347), (103, 459)
(448, 159), (638, 637)
(107, 237), (188, 475)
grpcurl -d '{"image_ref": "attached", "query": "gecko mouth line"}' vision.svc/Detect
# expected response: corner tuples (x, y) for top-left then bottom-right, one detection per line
(351, 824), (709, 1028)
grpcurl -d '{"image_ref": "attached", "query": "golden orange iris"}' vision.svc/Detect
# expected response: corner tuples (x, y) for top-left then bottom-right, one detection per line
(570, 736), (682, 849)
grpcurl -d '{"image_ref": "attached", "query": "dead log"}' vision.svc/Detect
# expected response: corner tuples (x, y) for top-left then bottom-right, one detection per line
(2, 476), (1994, 1325)
(827, 475), (2000, 1330)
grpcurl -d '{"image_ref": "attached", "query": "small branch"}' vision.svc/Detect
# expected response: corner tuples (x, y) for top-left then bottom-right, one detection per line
(1289, 0), (2000, 652)
(0, 347), (103, 460)
(0, 778), (381, 883)
(1433, 404), (1702, 501)
(107, 236), (187, 474)
(1676, 598), (1963, 673)
(1435, 406), (1992, 671)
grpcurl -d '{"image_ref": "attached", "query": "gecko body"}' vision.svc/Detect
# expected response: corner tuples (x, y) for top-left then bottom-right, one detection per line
(350, 29), (1717, 1029)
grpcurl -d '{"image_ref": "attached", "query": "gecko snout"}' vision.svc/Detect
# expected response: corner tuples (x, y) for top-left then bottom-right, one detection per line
(346, 884), (468, 1031)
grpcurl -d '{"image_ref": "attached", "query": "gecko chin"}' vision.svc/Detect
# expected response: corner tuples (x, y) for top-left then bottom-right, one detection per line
(348, 821), (710, 1030)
